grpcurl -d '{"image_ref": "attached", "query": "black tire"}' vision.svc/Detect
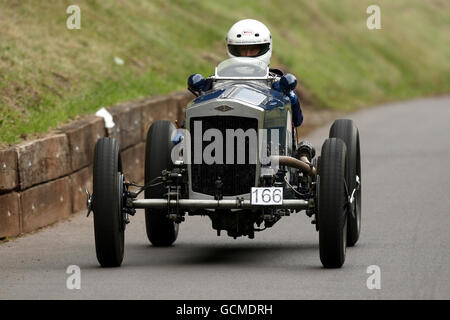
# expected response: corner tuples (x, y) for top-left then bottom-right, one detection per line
(93, 138), (124, 267)
(144, 120), (179, 246)
(330, 119), (361, 246)
(318, 138), (348, 268)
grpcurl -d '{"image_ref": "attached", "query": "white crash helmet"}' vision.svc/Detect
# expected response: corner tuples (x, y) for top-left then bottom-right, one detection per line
(226, 19), (272, 66)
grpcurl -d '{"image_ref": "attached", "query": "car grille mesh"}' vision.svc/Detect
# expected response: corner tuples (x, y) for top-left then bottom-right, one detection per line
(190, 116), (257, 196)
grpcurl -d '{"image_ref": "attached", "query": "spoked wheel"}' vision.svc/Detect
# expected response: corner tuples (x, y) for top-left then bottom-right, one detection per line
(330, 119), (362, 246)
(144, 120), (179, 246)
(92, 138), (125, 267)
(318, 138), (348, 268)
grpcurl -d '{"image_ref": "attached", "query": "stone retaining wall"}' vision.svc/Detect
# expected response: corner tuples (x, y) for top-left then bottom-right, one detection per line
(0, 91), (194, 238)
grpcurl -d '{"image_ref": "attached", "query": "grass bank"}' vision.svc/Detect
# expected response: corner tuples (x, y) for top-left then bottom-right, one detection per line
(1, 0), (449, 146)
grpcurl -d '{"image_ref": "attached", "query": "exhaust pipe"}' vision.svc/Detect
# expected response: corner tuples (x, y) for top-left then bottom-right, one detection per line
(270, 155), (316, 175)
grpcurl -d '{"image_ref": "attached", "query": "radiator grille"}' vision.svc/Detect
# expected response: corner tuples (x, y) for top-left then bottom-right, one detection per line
(190, 116), (258, 196)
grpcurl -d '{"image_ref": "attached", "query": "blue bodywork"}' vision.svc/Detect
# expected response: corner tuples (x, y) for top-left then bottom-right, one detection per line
(191, 81), (303, 126)
(192, 84), (287, 110)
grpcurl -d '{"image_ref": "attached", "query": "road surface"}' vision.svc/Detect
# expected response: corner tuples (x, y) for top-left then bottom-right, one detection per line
(1, 96), (449, 299)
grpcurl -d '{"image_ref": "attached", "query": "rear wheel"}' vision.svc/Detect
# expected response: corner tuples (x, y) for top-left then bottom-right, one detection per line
(330, 119), (361, 246)
(144, 120), (179, 246)
(318, 138), (348, 268)
(93, 138), (125, 267)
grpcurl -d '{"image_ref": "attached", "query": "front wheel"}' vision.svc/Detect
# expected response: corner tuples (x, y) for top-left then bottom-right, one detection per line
(92, 138), (125, 267)
(318, 138), (348, 268)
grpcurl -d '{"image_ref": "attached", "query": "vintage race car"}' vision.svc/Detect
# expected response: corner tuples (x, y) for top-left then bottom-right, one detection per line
(88, 57), (362, 268)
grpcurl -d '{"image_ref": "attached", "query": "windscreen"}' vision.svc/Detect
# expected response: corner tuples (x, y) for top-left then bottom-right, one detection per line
(215, 57), (269, 78)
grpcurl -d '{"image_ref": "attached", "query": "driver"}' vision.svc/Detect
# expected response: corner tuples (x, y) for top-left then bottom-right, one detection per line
(226, 19), (303, 129)
(226, 19), (272, 65)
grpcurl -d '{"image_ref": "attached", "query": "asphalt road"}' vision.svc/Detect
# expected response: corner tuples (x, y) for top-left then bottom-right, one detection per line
(1, 96), (449, 300)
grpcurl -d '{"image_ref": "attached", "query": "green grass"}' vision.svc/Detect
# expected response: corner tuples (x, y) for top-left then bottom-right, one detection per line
(1, 0), (449, 146)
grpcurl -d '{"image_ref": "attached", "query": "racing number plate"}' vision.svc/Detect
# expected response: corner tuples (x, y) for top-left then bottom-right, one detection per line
(251, 187), (283, 205)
